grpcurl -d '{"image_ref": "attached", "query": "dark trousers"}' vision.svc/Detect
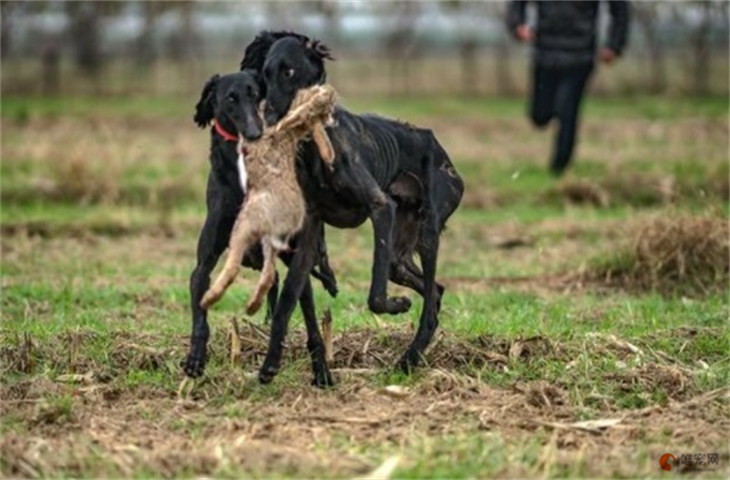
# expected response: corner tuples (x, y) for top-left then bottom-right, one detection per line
(530, 63), (594, 175)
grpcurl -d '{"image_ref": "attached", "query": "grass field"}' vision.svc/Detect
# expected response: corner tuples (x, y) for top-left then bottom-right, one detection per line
(1, 92), (729, 479)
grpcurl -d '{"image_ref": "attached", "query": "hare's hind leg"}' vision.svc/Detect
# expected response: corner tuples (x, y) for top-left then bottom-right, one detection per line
(246, 238), (278, 315)
(200, 214), (258, 309)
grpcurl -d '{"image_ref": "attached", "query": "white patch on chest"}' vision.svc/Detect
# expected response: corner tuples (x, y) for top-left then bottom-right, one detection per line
(236, 137), (247, 193)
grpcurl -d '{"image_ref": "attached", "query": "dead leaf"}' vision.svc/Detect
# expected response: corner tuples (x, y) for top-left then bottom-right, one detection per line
(509, 341), (524, 360)
(322, 308), (334, 363)
(354, 455), (401, 480)
(229, 317), (241, 365)
(56, 372), (94, 384)
(531, 417), (622, 434)
(382, 385), (410, 399)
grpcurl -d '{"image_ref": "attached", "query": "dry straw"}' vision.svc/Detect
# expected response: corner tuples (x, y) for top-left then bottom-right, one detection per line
(588, 211), (729, 295)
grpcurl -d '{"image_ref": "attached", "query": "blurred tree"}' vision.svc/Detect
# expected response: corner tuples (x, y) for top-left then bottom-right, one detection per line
(66, 2), (101, 77)
(442, 1), (480, 96)
(634, 2), (666, 94)
(165, 1), (200, 62)
(1, 1), (16, 59)
(381, 1), (421, 95)
(487, 1), (515, 96)
(673, 0), (727, 96)
(315, 0), (340, 44)
(65, 2), (122, 81)
(689, 1), (713, 96)
(41, 39), (60, 95)
(135, 2), (161, 68)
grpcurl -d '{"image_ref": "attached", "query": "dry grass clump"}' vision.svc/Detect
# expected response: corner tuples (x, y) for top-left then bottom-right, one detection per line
(547, 171), (727, 208)
(586, 213), (729, 295)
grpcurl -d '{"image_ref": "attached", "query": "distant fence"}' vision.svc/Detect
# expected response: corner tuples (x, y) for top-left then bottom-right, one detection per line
(2, 51), (728, 99)
(1, 0), (728, 99)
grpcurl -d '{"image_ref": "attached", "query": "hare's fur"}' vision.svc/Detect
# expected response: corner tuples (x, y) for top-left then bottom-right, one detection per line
(200, 85), (336, 313)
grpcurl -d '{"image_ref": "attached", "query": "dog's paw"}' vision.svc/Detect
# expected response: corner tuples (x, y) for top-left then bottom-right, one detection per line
(311, 365), (335, 388)
(387, 296), (412, 315)
(181, 353), (207, 378)
(258, 363), (279, 384)
(396, 348), (422, 374)
(312, 370), (335, 388)
(369, 296), (412, 315)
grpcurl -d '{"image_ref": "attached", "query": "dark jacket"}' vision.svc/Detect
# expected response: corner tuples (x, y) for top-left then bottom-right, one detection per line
(507, 1), (630, 67)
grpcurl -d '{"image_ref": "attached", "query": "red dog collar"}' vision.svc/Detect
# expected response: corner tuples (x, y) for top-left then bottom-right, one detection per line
(214, 119), (238, 143)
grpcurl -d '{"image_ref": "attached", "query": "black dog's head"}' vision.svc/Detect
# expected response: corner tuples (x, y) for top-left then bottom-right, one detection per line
(193, 69), (264, 141)
(240, 31), (333, 126)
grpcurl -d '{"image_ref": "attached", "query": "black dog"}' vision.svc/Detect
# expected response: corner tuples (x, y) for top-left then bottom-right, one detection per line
(241, 32), (465, 385)
(182, 70), (338, 384)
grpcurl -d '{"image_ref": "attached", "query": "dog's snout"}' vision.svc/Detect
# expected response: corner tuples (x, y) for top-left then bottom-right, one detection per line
(243, 127), (262, 141)
(264, 105), (280, 127)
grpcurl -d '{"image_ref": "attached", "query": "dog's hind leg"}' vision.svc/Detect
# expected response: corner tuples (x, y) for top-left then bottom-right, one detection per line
(388, 206), (444, 312)
(200, 213), (260, 309)
(335, 153), (411, 315)
(246, 238), (277, 315)
(390, 256), (445, 313)
(398, 153), (441, 373)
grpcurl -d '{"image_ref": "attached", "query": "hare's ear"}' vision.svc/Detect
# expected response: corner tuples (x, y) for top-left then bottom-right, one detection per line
(193, 74), (220, 128)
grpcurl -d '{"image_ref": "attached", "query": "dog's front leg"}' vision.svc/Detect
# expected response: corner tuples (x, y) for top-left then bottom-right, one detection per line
(183, 188), (237, 378)
(259, 218), (320, 384)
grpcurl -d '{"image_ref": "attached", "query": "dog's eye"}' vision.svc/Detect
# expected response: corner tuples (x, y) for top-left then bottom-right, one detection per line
(284, 68), (295, 79)
(227, 94), (237, 103)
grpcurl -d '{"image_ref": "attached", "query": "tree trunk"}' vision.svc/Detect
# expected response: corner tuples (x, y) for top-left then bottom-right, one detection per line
(459, 38), (478, 96)
(494, 41), (514, 96)
(634, 4), (666, 94)
(135, 3), (158, 68)
(68, 2), (103, 79)
(1, 2), (13, 60)
(41, 41), (60, 95)
(691, 1), (712, 96)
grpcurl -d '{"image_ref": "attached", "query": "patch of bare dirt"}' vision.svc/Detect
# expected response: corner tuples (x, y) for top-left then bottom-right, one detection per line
(2, 325), (728, 478)
(3, 371), (727, 478)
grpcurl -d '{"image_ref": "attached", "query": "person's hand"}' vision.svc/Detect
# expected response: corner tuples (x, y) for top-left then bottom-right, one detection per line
(515, 24), (534, 43)
(599, 47), (617, 64)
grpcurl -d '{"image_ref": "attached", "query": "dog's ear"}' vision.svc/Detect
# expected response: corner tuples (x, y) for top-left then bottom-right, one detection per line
(305, 39), (335, 62)
(302, 38), (333, 84)
(193, 74), (219, 128)
(240, 30), (294, 72)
